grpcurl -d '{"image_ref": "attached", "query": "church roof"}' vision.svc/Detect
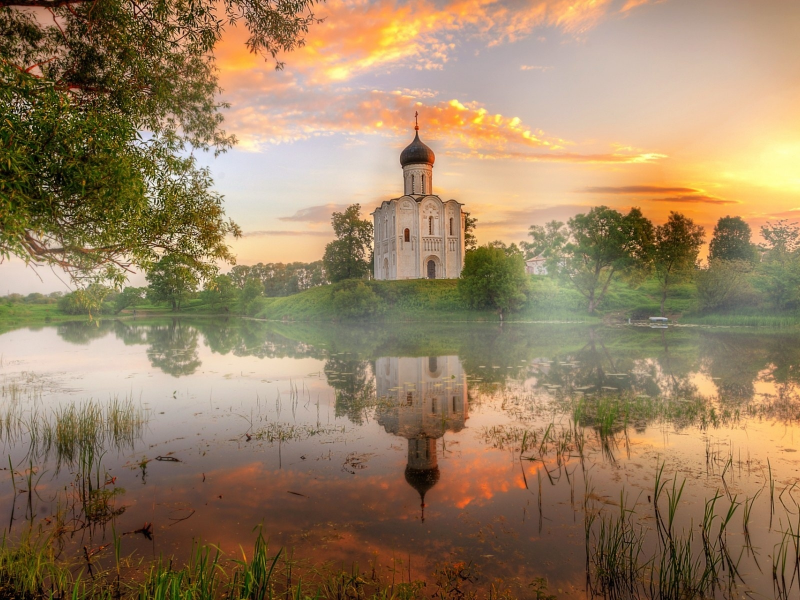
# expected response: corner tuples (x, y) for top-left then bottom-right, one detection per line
(400, 131), (435, 167)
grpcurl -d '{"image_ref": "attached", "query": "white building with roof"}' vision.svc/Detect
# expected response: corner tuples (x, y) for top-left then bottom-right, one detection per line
(372, 116), (465, 280)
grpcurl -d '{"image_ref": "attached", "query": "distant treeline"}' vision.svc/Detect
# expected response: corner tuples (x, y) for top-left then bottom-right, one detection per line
(5, 260), (329, 317)
(1, 292), (64, 305)
(227, 262), (326, 297)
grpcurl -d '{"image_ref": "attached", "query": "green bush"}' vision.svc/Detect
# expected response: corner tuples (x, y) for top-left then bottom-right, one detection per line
(330, 280), (385, 319)
(57, 286), (113, 315)
(244, 296), (272, 317)
(696, 260), (760, 312)
(459, 245), (529, 315)
(628, 304), (661, 320)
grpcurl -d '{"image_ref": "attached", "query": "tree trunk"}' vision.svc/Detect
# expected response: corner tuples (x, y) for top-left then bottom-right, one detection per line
(660, 289), (667, 317)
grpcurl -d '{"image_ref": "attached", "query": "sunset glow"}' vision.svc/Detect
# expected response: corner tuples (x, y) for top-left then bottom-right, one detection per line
(5, 0), (800, 289)
(200, 0), (800, 268)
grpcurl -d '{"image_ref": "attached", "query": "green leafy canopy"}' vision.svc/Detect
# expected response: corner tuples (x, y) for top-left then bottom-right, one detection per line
(1, 0), (320, 285)
(323, 204), (373, 283)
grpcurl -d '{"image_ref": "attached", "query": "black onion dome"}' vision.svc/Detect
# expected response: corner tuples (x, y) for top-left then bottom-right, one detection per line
(400, 131), (435, 167)
(404, 465), (440, 499)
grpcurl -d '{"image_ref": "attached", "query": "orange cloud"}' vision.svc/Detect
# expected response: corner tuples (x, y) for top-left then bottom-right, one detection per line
(581, 185), (701, 194)
(651, 195), (738, 205)
(217, 0), (654, 85)
(222, 88), (664, 164)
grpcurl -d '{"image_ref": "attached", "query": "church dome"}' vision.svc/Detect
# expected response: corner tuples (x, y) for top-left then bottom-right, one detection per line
(404, 465), (440, 499)
(400, 131), (435, 167)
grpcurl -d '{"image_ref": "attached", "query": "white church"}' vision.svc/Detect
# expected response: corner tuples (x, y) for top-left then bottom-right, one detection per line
(372, 117), (466, 280)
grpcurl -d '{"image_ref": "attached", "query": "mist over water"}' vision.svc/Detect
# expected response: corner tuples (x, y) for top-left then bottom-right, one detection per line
(2, 318), (800, 598)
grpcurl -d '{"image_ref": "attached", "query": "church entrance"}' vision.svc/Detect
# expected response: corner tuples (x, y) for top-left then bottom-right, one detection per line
(427, 260), (436, 279)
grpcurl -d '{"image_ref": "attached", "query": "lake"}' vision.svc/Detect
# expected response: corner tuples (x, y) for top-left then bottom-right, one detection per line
(2, 318), (800, 598)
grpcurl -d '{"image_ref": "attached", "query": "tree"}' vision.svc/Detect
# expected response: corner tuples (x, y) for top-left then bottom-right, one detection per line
(708, 216), (757, 263)
(464, 212), (478, 252)
(114, 286), (146, 314)
(760, 220), (800, 263)
(323, 205), (373, 282)
(146, 255), (200, 311)
(696, 260), (754, 311)
(1, 1), (319, 283)
(488, 240), (524, 257)
(758, 220), (800, 309)
(563, 206), (654, 314)
(653, 212), (704, 316)
(57, 284), (112, 315)
(239, 277), (264, 313)
(459, 245), (529, 317)
(522, 220), (568, 275)
(201, 275), (238, 311)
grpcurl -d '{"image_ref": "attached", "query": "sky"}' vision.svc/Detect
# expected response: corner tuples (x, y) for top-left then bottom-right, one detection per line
(5, 0), (800, 293)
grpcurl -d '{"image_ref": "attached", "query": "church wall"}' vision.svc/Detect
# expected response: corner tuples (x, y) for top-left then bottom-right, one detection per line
(444, 200), (464, 278)
(396, 198), (418, 279)
(374, 197), (463, 280)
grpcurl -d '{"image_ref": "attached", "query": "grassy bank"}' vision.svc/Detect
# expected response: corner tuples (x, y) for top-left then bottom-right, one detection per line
(6, 276), (800, 329)
(0, 303), (76, 334)
(252, 278), (602, 323)
(248, 278), (698, 323)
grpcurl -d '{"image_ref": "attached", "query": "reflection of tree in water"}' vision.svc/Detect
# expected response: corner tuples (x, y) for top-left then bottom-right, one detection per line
(145, 320), (201, 377)
(647, 329), (698, 398)
(51, 317), (800, 404)
(56, 321), (116, 345)
(196, 319), (324, 361)
(457, 326), (534, 387)
(761, 335), (800, 397)
(534, 330), (656, 396)
(323, 355), (375, 425)
(112, 321), (148, 346)
(701, 334), (764, 404)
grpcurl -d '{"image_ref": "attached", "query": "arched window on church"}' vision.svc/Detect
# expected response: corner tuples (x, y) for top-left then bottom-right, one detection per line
(449, 217), (453, 236)
(422, 175), (426, 193)
(404, 228), (410, 242)
(428, 216), (433, 235)
(411, 175), (415, 193)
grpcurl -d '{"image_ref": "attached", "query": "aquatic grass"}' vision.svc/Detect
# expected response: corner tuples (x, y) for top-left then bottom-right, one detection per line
(586, 464), (761, 600)
(0, 530), (82, 599)
(1, 396), (148, 470)
(252, 422), (345, 444)
(0, 527), (451, 600)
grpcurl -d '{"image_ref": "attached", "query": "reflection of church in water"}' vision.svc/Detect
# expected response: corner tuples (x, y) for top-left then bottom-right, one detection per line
(375, 356), (468, 521)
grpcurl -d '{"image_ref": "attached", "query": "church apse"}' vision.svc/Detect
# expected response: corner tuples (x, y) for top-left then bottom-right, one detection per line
(375, 356), (468, 522)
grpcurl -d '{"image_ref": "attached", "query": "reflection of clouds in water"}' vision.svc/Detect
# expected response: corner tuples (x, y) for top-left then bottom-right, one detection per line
(8, 320), (800, 597)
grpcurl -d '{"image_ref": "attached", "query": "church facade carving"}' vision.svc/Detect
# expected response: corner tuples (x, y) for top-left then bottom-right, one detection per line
(372, 119), (465, 280)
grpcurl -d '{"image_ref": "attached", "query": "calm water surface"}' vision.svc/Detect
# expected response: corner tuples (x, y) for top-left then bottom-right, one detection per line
(2, 318), (800, 598)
